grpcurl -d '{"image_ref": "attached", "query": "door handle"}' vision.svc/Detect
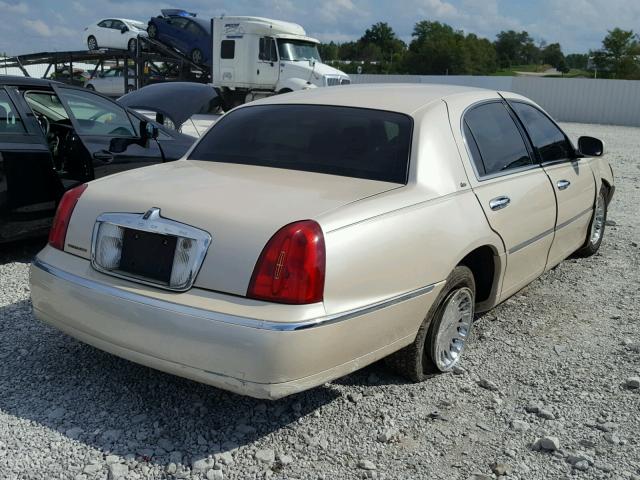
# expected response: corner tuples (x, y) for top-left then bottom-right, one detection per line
(489, 196), (511, 211)
(93, 151), (114, 163)
(557, 179), (571, 190)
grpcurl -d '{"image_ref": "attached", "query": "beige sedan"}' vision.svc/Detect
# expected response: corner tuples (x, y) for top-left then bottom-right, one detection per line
(30, 84), (614, 399)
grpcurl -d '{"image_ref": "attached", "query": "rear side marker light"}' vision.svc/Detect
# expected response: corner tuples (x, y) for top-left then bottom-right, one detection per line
(48, 184), (88, 251)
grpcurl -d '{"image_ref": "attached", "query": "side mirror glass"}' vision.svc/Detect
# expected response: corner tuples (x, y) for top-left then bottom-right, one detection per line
(121, 26), (129, 33)
(578, 136), (604, 157)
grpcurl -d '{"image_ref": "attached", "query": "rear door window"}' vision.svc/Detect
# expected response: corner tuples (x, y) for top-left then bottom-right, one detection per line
(510, 102), (573, 163)
(0, 90), (26, 134)
(464, 102), (534, 176)
(189, 104), (413, 184)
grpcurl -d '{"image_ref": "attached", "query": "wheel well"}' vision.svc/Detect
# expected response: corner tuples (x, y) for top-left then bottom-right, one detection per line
(458, 246), (496, 304)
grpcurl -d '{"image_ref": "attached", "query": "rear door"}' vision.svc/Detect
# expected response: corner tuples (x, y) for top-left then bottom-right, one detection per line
(0, 86), (62, 242)
(509, 101), (596, 267)
(166, 17), (189, 52)
(462, 101), (557, 300)
(53, 86), (164, 178)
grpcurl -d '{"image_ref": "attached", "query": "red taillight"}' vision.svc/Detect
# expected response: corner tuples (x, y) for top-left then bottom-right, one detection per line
(247, 220), (325, 305)
(48, 184), (87, 250)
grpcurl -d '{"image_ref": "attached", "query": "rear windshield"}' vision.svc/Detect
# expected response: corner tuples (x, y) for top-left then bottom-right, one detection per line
(188, 104), (412, 183)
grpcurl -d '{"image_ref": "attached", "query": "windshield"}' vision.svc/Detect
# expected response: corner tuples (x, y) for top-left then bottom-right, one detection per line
(277, 39), (322, 62)
(188, 105), (412, 184)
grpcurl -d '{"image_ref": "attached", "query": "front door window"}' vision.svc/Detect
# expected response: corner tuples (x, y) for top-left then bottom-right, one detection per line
(57, 88), (136, 137)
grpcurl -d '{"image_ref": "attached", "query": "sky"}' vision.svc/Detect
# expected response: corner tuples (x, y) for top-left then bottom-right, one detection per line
(1, 0), (639, 56)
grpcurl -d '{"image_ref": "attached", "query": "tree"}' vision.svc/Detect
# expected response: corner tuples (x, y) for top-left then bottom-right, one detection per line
(541, 43), (567, 71)
(405, 21), (468, 74)
(565, 53), (588, 70)
(494, 30), (540, 67)
(464, 34), (498, 75)
(591, 28), (640, 78)
(361, 22), (405, 60)
(318, 41), (339, 61)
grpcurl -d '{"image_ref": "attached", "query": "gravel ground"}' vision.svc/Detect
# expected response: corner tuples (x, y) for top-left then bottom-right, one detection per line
(0, 122), (638, 480)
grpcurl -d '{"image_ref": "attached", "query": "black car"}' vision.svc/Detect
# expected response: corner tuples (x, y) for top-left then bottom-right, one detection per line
(0, 76), (194, 244)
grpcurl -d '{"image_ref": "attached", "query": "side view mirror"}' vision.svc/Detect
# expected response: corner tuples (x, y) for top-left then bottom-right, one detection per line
(577, 136), (604, 157)
(108, 120), (158, 153)
(121, 26), (129, 34)
(139, 120), (159, 144)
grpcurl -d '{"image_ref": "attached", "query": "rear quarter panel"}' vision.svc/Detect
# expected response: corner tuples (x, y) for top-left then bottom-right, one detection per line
(319, 101), (504, 332)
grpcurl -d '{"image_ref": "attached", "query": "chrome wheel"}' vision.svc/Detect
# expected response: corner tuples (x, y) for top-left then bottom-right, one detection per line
(87, 36), (97, 50)
(590, 193), (606, 245)
(148, 24), (157, 38)
(433, 287), (474, 371)
(192, 49), (203, 64)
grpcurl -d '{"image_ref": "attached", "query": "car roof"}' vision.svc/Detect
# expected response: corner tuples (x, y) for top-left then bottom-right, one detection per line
(251, 83), (497, 115)
(0, 75), (56, 88)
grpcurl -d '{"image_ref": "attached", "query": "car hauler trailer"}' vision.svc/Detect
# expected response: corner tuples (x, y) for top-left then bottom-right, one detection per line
(209, 16), (350, 108)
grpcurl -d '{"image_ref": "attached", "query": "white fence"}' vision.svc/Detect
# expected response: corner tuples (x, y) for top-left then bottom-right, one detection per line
(350, 74), (640, 127)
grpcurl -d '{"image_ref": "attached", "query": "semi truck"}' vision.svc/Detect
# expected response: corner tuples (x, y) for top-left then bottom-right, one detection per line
(209, 16), (351, 108)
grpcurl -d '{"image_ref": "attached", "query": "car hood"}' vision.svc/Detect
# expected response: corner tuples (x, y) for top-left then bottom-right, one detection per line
(118, 82), (218, 128)
(65, 160), (400, 296)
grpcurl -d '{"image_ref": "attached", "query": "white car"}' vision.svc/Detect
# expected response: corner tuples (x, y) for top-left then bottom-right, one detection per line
(85, 68), (136, 96)
(84, 18), (148, 53)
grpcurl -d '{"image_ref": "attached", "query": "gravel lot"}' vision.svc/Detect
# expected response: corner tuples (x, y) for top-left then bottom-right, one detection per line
(0, 122), (638, 480)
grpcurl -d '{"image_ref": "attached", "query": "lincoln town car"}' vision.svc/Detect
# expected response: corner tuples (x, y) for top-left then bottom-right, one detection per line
(29, 84), (614, 399)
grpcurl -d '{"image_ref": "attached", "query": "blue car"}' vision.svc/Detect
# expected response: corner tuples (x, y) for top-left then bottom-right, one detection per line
(148, 10), (212, 66)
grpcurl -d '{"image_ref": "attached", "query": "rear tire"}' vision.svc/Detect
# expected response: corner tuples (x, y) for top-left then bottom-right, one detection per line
(126, 84), (135, 93)
(147, 24), (157, 39)
(575, 186), (607, 257)
(87, 36), (98, 50)
(386, 266), (476, 381)
(191, 48), (203, 64)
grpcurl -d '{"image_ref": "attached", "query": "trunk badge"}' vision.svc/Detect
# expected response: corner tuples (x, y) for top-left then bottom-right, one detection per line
(143, 207), (161, 220)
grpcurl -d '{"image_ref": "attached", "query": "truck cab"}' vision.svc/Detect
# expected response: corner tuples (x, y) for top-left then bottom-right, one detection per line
(210, 16), (350, 106)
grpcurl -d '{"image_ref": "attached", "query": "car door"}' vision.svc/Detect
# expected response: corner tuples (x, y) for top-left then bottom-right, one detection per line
(0, 87), (63, 242)
(98, 69), (118, 95)
(461, 101), (557, 301)
(167, 17), (189, 53)
(53, 86), (164, 178)
(95, 20), (113, 48)
(509, 101), (596, 268)
(110, 20), (127, 49)
(257, 37), (279, 86)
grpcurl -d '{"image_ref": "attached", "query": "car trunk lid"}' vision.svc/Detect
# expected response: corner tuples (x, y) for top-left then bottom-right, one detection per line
(65, 160), (400, 295)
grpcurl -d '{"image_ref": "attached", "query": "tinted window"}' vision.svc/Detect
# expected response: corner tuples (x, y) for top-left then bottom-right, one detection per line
(511, 102), (573, 163)
(98, 20), (112, 28)
(57, 88), (135, 137)
(111, 20), (124, 30)
(0, 90), (26, 133)
(189, 105), (413, 184)
(169, 17), (189, 29)
(464, 102), (533, 176)
(186, 21), (204, 36)
(221, 40), (235, 59)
